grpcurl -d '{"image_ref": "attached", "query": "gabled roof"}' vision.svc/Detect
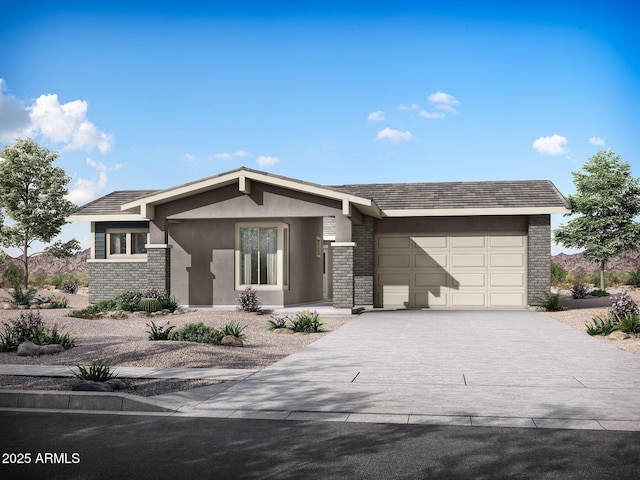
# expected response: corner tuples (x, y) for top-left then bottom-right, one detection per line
(68, 167), (570, 222)
(332, 180), (570, 216)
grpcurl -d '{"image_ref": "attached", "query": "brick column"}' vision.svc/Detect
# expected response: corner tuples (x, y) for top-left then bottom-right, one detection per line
(528, 215), (551, 305)
(353, 216), (374, 306)
(332, 242), (355, 308)
(147, 245), (172, 294)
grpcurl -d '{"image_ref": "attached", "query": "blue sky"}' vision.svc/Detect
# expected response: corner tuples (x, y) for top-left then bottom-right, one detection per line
(0, 1), (638, 255)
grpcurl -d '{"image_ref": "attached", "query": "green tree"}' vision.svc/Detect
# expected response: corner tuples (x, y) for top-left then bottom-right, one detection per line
(553, 150), (640, 289)
(0, 138), (80, 287)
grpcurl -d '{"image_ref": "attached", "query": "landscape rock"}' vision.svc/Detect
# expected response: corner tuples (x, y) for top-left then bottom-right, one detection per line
(72, 380), (112, 392)
(2, 303), (11, 310)
(272, 328), (294, 335)
(16, 342), (64, 356)
(609, 331), (631, 340)
(104, 379), (127, 391)
(221, 335), (244, 347)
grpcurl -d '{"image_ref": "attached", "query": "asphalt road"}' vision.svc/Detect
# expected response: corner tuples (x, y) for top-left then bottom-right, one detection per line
(1, 411), (639, 479)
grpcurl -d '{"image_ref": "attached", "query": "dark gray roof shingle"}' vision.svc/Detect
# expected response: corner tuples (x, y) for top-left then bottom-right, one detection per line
(331, 180), (569, 210)
(71, 190), (159, 216)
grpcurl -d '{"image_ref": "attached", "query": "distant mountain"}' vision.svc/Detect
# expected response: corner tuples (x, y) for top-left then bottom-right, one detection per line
(1, 248), (89, 276)
(552, 250), (640, 273)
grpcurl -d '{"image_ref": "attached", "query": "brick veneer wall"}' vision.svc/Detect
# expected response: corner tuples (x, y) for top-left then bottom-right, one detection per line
(332, 245), (354, 308)
(353, 216), (374, 306)
(88, 261), (149, 303)
(88, 246), (171, 303)
(528, 215), (551, 305)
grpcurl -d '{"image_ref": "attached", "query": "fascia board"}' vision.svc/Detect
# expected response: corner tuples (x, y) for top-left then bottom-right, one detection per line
(381, 207), (571, 217)
(67, 214), (149, 222)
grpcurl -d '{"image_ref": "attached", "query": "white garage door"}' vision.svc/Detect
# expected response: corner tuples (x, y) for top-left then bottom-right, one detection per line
(375, 233), (527, 309)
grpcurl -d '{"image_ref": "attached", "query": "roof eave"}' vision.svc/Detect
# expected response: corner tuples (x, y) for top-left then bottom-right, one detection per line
(381, 206), (571, 217)
(66, 213), (150, 222)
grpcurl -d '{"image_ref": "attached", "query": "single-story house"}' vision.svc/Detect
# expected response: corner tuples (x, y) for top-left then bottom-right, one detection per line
(68, 167), (570, 310)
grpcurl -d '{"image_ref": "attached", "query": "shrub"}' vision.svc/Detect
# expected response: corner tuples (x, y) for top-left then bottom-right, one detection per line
(168, 322), (224, 344)
(237, 286), (261, 312)
(539, 292), (567, 312)
(8, 284), (37, 306)
(36, 294), (69, 308)
(68, 308), (103, 320)
(615, 313), (640, 334)
(138, 298), (163, 313)
(0, 311), (75, 351)
(2, 265), (24, 287)
(142, 286), (167, 301)
(161, 295), (180, 313)
(585, 316), (617, 336)
(628, 267), (640, 287)
(221, 321), (247, 340)
(116, 290), (143, 311)
(608, 293), (639, 320)
(589, 289), (609, 297)
(267, 314), (290, 330)
(571, 283), (588, 299)
(71, 361), (117, 382)
(62, 279), (79, 294)
(146, 320), (175, 340)
(290, 310), (323, 333)
(551, 264), (568, 285)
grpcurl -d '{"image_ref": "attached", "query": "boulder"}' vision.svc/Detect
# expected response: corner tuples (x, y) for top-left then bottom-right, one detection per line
(2, 303), (12, 310)
(104, 379), (127, 391)
(221, 335), (244, 347)
(272, 328), (294, 335)
(72, 380), (112, 392)
(609, 331), (631, 340)
(16, 342), (65, 356)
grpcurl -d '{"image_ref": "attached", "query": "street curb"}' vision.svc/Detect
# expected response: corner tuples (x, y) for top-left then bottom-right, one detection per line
(0, 389), (176, 413)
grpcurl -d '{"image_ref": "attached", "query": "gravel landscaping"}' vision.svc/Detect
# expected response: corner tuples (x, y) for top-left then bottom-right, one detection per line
(0, 290), (352, 396)
(1, 288), (639, 397)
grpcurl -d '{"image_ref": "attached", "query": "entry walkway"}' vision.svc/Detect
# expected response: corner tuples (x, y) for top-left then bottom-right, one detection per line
(2, 310), (640, 431)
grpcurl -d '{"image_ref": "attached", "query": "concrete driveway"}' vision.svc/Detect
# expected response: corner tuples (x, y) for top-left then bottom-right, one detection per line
(170, 310), (640, 430)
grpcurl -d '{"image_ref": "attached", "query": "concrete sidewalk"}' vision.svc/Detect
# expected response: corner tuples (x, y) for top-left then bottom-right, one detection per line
(2, 310), (640, 431)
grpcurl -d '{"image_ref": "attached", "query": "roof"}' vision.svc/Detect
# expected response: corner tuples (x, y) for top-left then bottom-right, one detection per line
(332, 180), (569, 211)
(68, 168), (570, 221)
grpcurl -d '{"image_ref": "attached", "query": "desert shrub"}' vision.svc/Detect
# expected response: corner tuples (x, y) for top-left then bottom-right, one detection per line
(160, 295), (180, 312)
(116, 290), (143, 311)
(0, 311), (75, 351)
(551, 264), (568, 286)
(615, 313), (640, 334)
(168, 322), (224, 344)
(267, 314), (290, 330)
(146, 320), (175, 340)
(570, 283), (588, 299)
(589, 289), (609, 297)
(89, 299), (121, 313)
(72, 361), (117, 382)
(68, 308), (102, 320)
(8, 284), (37, 306)
(138, 298), (163, 313)
(290, 310), (323, 333)
(585, 316), (617, 336)
(539, 292), (567, 312)
(2, 265), (24, 288)
(142, 286), (167, 301)
(62, 279), (79, 294)
(628, 267), (640, 287)
(36, 294), (69, 308)
(221, 321), (247, 340)
(608, 293), (639, 320)
(237, 286), (261, 312)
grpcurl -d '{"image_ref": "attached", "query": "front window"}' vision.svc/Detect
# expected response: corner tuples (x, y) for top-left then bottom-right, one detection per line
(107, 229), (149, 258)
(236, 223), (288, 289)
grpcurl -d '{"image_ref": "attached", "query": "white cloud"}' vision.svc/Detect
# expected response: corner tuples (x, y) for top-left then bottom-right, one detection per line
(67, 158), (108, 203)
(397, 103), (419, 111)
(367, 110), (385, 122)
(419, 110), (445, 119)
(183, 153), (197, 163)
(428, 91), (459, 114)
(0, 79), (113, 152)
(532, 134), (568, 155)
(212, 150), (253, 160)
(374, 127), (413, 143)
(256, 155), (280, 167)
(589, 136), (605, 146)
